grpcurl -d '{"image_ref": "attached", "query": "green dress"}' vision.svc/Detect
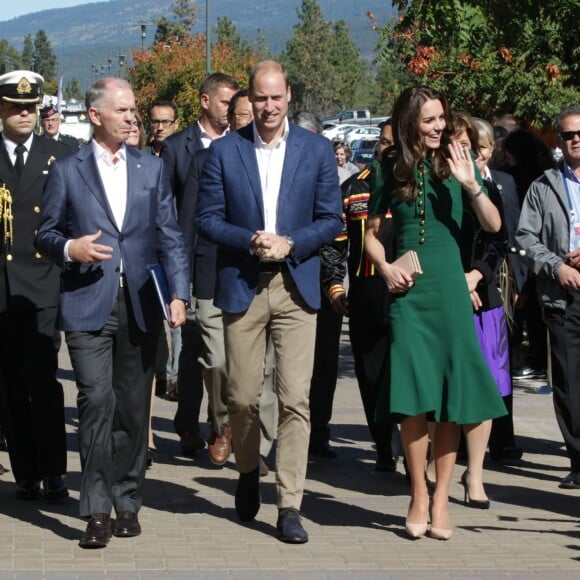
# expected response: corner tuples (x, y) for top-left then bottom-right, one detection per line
(369, 158), (506, 423)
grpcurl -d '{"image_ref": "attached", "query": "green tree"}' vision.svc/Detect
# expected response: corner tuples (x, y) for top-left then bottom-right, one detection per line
(214, 16), (251, 55)
(0, 40), (22, 74)
(32, 29), (57, 81)
(280, 0), (375, 116)
(64, 78), (83, 101)
(154, 0), (198, 45)
(21, 35), (33, 70)
(375, 0), (580, 127)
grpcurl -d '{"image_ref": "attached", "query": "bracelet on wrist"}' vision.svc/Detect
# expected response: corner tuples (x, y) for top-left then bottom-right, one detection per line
(469, 188), (484, 202)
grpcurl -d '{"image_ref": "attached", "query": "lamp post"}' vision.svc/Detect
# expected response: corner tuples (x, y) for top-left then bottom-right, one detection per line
(205, 0), (211, 76)
(118, 54), (126, 77)
(140, 22), (147, 50)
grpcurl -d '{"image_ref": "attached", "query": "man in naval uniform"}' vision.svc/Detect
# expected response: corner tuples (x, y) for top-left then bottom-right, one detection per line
(0, 70), (70, 500)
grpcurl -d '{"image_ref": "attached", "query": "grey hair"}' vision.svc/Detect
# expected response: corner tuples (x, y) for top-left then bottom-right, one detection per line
(554, 106), (580, 133)
(85, 77), (132, 111)
(472, 117), (495, 145)
(291, 110), (323, 134)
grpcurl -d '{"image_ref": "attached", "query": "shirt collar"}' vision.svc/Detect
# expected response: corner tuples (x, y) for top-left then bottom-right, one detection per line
(197, 120), (229, 142)
(3, 132), (34, 157)
(562, 161), (580, 184)
(252, 118), (289, 149)
(92, 140), (127, 165)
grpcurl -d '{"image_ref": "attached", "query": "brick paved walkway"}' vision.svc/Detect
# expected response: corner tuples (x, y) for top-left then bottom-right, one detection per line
(0, 328), (578, 579)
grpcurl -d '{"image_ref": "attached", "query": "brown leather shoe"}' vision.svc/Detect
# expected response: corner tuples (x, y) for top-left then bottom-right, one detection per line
(79, 513), (112, 549)
(180, 429), (206, 456)
(113, 511), (141, 537)
(207, 424), (232, 466)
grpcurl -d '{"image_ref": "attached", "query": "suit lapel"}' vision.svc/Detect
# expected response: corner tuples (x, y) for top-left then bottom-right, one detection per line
(76, 143), (119, 230)
(237, 127), (265, 221)
(278, 126), (302, 206)
(123, 147), (142, 231)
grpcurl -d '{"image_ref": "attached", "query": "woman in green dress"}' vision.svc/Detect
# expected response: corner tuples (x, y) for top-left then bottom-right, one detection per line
(364, 86), (506, 540)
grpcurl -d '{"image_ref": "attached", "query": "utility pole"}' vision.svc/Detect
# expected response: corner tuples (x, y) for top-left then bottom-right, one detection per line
(205, 0), (211, 76)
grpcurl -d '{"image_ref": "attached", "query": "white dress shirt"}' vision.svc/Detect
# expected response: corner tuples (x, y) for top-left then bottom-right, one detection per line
(253, 118), (289, 234)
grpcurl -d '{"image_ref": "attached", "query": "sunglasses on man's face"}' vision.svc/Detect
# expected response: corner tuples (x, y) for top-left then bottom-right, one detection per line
(560, 130), (580, 141)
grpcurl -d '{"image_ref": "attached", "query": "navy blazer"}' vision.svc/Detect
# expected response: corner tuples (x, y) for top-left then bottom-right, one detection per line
(35, 143), (189, 332)
(490, 169), (527, 293)
(179, 148), (218, 299)
(196, 123), (343, 313)
(160, 122), (203, 211)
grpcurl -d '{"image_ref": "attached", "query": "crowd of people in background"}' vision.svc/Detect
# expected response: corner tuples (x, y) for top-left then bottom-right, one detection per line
(0, 62), (578, 549)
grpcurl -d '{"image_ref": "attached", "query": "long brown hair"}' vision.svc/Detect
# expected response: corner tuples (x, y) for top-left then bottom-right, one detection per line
(388, 86), (452, 201)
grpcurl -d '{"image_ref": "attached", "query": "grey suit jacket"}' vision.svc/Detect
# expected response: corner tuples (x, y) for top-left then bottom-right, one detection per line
(35, 142), (189, 332)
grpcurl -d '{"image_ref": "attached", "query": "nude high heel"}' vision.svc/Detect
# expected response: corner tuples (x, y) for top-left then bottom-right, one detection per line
(429, 526), (453, 540)
(405, 520), (428, 539)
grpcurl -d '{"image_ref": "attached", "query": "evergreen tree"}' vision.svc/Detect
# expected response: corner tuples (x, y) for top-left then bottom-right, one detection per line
(214, 17), (251, 55)
(0, 40), (22, 74)
(280, 0), (374, 116)
(32, 29), (57, 81)
(154, 0), (198, 45)
(21, 35), (33, 70)
(64, 78), (83, 101)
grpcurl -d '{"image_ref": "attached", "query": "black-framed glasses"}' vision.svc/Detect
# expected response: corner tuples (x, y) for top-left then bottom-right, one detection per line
(560, 130), (580, 141)
(151, 119), (175, 127)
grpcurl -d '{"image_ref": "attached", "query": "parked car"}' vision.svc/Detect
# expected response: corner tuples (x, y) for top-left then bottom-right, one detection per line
(351, 139), (379, 167)
(322, 123), (359, 141)
(344, 126), (381, 145)
(321, 109), (389, 126)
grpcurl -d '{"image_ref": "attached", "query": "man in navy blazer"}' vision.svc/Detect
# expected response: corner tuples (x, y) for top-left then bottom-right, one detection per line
(35, 78), (189, 549)
(197, 60), (342, 543)
(161, 73), (239, 456)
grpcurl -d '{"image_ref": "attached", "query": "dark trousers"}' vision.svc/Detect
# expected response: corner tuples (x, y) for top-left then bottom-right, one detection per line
(544, 292), (580, 470)
(309, 292), (342, 446)
(0, 306), (66, 483)
(173, 311), (204, 436)
(348, 278), (394, 460)
(489, 394), (516, 451)
(66, 288), (158, 517)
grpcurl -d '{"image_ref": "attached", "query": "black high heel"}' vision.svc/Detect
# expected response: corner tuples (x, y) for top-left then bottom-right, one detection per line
(460, 471), (490, 509)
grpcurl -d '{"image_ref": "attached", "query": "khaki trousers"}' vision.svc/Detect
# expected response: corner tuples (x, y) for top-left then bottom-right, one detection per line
(223, 270), (316, 510)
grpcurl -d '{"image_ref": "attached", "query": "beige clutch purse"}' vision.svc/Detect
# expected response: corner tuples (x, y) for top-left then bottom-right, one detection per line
(392, 250), (423, 279)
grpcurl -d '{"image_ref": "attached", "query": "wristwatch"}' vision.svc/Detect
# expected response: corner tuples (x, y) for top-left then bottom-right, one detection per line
(285, 235), (295, 257)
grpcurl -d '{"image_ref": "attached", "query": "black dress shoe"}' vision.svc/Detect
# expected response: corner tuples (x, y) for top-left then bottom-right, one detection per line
(146, 447), (158, 468)
(79, 514), (112, 549)
(560, 471), (580, 489)
(15, 480), (40, 500)
(490, 446), (523, 463)
(43, 476), (69, 501)
(277, 508), (308, 544)
(375, 455), (397, 472)
(308, 442), (337, 458)
(113, 511), (142, 537)
(235, 467), (260, 522)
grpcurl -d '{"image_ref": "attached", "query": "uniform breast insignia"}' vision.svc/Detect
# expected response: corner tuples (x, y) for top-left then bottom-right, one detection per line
(47, 156), (56, 166)
(1, 184), (13, 253)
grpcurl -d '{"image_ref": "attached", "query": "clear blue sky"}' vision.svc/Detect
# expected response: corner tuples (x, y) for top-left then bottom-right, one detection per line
(1, 1), (98, 22)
